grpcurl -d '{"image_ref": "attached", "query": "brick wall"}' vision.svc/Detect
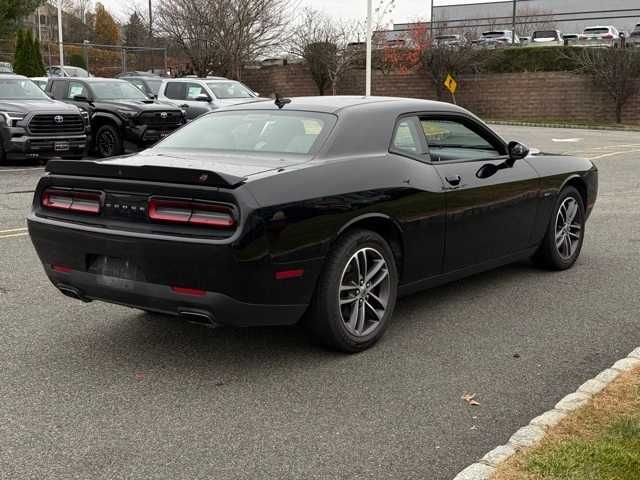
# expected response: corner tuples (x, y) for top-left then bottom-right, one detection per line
(241, 65), (640, 125)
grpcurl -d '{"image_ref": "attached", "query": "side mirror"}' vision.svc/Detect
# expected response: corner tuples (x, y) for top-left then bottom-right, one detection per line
(73, 95), (90, 102)
(195, 94), (212, 103)
(508, 141), (529, 161)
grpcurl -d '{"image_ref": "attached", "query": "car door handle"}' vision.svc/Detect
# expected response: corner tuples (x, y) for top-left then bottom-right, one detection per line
(445, 175), (462, 186)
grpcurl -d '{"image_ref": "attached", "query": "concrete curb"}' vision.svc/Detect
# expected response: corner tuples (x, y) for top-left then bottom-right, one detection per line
(452, 347), (640, 480)
(488, 120), (640, 132)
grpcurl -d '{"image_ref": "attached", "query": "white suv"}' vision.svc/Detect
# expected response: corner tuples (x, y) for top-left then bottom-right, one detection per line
(479, 30), (520, 48)
(581, 26), (620, 47)
(157, 77), (261, 120)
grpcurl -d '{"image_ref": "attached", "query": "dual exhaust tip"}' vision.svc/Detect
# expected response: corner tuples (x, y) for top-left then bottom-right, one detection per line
(57, 284), (218, 328)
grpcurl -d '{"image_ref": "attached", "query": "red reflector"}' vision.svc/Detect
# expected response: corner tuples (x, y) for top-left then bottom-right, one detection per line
(148, 198), (235, 229)
(52, 264), (73, 273)
(275, 269), (304, 280)
(42, 188), (102, 215)
(171, 286), (206, 297)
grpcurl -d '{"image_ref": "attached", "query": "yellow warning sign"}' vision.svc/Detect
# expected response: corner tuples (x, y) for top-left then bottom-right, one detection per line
(444, 74), (458, 95)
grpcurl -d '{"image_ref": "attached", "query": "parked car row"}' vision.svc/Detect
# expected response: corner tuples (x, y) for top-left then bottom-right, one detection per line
(0, 74), (188, 164)
(436, 23), (640, 49)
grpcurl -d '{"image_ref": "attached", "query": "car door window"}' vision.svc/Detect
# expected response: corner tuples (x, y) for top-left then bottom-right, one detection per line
(185, 83), (207, 100)
(420, 118), (502, 162)
(67, 81), (89, 99)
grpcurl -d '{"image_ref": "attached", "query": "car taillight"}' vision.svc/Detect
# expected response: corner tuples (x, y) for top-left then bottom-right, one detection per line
(602, 34), (614, 39)
(42, 188), (102, 214)
(148, 198), (235, 229)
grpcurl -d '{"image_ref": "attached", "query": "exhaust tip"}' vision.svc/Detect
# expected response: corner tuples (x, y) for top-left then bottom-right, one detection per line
(179, 310), (218, 328)
(58, 285), (91, 303)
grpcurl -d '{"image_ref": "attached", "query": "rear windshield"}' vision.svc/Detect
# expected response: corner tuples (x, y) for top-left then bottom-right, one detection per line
(482, 31), (509, 38)
(0, 78), (48, 99)
(533, 30), (558, 39)
(583, 28), (610, 35)
(154, 110), (336, 155)
(64, 67), (88, 77)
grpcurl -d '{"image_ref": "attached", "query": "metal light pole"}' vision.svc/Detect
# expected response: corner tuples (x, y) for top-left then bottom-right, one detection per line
(148, 0), (153, 38)
(512, 0), (517, 44)
(430, 0), (435, 45)
(365, 0), (373, 96)
(57, 0), (64, 66)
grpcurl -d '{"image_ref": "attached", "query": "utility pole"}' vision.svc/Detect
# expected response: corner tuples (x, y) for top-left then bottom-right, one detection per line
(430, 0), (435, 45)
(57, 0), (64, 66)
(512, 0), (517, 44)
(365, 0), (372, 96)
(149, 0), (153, 38)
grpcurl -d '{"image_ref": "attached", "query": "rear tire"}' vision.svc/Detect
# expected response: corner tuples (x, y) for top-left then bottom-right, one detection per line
(533, 186), (585, 270)
(306, 229), (398, 353)
(95, 124), (123, 158)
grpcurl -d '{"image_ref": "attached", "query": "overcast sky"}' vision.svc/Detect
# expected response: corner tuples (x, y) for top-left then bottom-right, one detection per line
(98, 0), (504, 23)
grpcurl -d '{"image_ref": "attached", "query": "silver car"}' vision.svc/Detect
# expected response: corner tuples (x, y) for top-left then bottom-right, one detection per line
(157, 77), (261, 120)
(627, 24), (640, 48)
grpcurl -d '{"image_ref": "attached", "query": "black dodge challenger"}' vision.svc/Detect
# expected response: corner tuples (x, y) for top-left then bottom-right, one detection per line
(28, 96), (598, 352)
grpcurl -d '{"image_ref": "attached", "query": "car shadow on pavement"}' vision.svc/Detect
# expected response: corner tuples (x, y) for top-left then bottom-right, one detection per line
(68, 260), (552, 381)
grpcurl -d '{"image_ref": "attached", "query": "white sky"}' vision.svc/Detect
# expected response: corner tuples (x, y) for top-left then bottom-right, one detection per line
(97, 0), (505, 23)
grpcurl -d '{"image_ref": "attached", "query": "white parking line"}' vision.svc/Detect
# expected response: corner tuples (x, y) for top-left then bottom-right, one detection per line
(552, 138), (583, 143)
(0, 232), (28, 240)
(585, 149), (640, 161)
(0, 167), (45, 173)
(0, 227), (27, 234)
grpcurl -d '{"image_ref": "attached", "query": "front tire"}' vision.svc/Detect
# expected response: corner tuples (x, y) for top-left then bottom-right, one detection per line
(533, 186), (586, 270)
(95, 124), (123, 158)
(307, 229), (398, 353)
(0, 142), (6, 165)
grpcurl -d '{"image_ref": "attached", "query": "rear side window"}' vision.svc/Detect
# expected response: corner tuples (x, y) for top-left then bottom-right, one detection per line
(583, 28), (610, 35)
(533, 31), (558, 40)
(164, 82), (185, 100)
(391, 119), (422, 155)
(50, 80), (67, 99)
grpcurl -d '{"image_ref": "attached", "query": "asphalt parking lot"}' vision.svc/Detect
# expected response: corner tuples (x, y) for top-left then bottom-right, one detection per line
(1, 125), (639, 480)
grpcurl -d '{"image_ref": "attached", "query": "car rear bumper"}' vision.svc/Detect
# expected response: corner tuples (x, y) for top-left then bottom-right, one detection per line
(28, 215), (320, 327)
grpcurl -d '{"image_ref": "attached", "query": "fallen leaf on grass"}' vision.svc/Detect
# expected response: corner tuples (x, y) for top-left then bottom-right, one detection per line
(462, 392), (480, 406)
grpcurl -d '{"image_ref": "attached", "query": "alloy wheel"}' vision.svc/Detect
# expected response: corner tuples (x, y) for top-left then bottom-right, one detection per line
(98, 130), (115, 157)
(338, 247), (390, 337)
(555, 197), (582, 260)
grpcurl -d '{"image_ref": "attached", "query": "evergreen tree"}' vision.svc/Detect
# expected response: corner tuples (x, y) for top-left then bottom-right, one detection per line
(13, 29), (27, 75)
(32, 36), (46, 76)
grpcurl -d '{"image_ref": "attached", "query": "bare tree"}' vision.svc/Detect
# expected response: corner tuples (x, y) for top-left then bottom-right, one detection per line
(289, 2), (394, 95)
(574, 48), (640, 123)
(156, 0), (290, 78)
(422, 45), (483, 100)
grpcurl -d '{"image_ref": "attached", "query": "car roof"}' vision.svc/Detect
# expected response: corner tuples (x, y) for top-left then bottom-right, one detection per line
(222, 95), (469, 115)
(53, 77), (126, 82)
(0, 73), (25, 78)
(164, 77), (228, 82)
(122, 76), (162, 80)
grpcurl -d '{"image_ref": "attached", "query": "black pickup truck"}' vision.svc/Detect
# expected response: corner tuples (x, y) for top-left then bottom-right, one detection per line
(0, 74), (89, 164)
(46, 77), (185, 158)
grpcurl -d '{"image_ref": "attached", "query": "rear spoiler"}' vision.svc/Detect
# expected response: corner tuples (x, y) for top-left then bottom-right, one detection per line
(45, 159), (247, 188)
